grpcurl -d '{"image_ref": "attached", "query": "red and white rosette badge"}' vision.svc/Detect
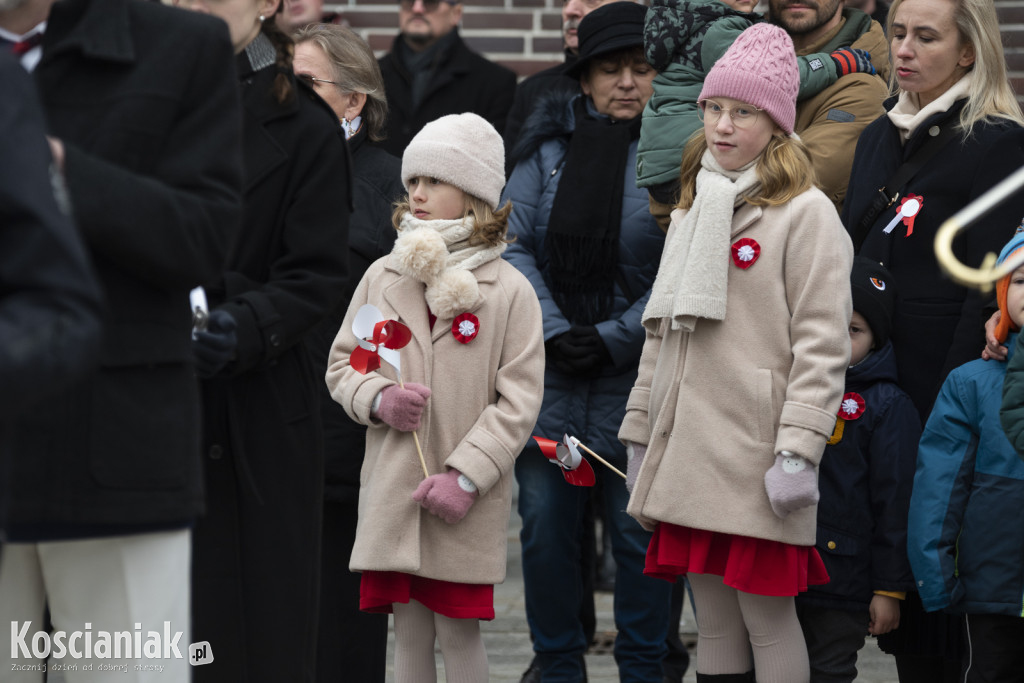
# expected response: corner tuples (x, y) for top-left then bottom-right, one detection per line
(838, 392), (866, 420)
(731, 238), (760, 269)
(883, 194), (924, 237)
(452, 312), (479, 344)
(827, 392), (865, 445)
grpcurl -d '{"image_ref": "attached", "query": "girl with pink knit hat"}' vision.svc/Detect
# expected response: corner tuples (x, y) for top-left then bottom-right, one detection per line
(619, 23), (854, 683)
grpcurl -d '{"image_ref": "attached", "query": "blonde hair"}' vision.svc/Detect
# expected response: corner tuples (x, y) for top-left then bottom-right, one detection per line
(675, 131), (816, 209)
(886, 0), (1024, 137)
(391, 195), (514, 248)
(292, 24), (390, 142)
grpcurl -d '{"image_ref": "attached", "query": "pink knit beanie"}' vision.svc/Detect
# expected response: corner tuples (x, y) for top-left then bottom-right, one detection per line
(699, 24), (799, 134)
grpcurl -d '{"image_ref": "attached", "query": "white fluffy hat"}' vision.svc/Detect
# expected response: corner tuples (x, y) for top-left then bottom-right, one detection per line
(401, 113), (506, 210)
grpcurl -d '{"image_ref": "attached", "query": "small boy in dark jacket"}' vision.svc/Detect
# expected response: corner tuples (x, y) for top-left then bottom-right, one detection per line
(796, 256), (920, 683)
(911, 229), (1024, 680)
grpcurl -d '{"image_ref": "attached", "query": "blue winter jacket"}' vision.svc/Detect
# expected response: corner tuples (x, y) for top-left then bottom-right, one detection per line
(908, 333), (1024, 616)
(502, 92), (665, 460)
(798, 342), (920, 611)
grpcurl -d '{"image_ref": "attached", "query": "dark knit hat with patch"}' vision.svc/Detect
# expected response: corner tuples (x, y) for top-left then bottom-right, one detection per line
(851, 256), (896, 347)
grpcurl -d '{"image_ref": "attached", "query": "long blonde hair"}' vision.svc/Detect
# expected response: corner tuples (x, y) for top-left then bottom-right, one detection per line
(675, 131), (816, 209)
(391, 196), (514, 248)
(886, 0), (1024, 137)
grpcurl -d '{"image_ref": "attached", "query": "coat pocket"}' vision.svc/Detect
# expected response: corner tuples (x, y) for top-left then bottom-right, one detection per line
(756, 369), (776, 444)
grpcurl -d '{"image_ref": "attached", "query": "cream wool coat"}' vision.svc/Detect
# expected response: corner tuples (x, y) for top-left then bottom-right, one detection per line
(619, 187), (853, 546)
(326, 255), (544, 584)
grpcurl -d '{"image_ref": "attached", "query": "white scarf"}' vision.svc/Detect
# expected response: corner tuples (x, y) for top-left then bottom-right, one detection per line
(887, 71), (973, 143)
(391, 213), (507, 318)
(642, 150), (761, 332)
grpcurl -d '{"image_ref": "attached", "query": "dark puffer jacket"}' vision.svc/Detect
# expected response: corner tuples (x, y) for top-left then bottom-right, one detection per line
(797, 342), (920, 612)
(503, 91), (665, 462)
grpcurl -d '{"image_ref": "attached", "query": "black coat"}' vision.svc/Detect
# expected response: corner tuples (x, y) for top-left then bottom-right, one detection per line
(842, 100), (1024, 421)
(0, 52), (104, 530)
(309, 126), (404, 504)
(0, 52), (103, 416)
(376, 31), (517, 156)
(191, 50), (350, 683)
(797, 343), (920, 611)
(4, 0), (243, 537)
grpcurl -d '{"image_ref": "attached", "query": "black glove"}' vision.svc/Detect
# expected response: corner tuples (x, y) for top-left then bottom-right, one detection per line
(549, 325), (611, 376)
(193, 309), (238, 378)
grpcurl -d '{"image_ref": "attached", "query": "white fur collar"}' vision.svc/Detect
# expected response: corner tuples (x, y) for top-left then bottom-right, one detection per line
(391, 213), (506, 318)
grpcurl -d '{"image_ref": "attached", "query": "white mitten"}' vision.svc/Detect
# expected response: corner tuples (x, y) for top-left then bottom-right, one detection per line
(763, 452), (819, 519)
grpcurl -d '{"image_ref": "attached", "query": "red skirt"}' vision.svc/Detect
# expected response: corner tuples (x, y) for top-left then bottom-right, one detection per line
(645, 522), (829, 597)
(360, 570), (495, 620)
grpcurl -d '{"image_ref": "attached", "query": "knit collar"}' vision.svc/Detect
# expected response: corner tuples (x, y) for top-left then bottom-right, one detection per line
(887, 71), (973, 143)
(237, 32), (276, 79)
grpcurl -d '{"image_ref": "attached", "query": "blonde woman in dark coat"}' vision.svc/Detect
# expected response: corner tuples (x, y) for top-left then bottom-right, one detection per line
(175, 0), (350, 680)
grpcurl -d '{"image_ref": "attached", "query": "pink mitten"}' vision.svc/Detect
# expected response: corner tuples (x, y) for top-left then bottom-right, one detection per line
(412, 469), (478, 524)
(625, 441), (647, 494)
(764, 452), (819, 519)
(373, 383), (431, 431)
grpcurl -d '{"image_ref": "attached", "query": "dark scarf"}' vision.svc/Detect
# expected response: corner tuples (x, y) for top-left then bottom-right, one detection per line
(546, 96), (641, 325)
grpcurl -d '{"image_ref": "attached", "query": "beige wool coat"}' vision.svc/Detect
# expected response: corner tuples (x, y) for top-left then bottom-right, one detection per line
(619, 187), (853, 546)
(326, 255), (544, 584)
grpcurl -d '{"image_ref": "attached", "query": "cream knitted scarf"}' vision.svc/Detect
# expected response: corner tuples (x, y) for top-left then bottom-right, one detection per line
(391, 213), (507, 319)
(642, 150), (761, 333)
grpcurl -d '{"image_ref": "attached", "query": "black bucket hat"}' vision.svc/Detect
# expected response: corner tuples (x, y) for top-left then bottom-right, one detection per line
(567, 1), (647, 79)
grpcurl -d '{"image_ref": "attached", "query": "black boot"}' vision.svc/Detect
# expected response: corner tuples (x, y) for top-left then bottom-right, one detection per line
(695, 672), (755, 683)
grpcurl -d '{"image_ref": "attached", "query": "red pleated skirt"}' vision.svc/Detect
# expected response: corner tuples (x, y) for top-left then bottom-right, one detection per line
(360, 570), (495, 620)
(645, 522), (830, 597)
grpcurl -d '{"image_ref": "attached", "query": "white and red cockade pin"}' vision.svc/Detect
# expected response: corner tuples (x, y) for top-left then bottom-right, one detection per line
(828, 392), (866, 445)
(883, 194), (924, 237)
(731, 238), (761, 269)
(452, 312), (479, 344)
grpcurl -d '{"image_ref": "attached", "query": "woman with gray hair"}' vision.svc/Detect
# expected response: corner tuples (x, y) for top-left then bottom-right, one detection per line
(293, 23), (405, 683)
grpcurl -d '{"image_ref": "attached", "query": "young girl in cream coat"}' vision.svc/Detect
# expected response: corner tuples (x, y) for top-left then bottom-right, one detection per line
(325, 114), (544, 683)
(620, 24), (853, 683)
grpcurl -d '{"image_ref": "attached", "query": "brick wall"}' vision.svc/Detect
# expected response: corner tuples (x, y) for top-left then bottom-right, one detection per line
(331, 0), (1024, 94)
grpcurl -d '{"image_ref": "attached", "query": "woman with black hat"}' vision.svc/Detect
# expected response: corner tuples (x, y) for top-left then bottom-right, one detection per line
(503, 3), (671, 681)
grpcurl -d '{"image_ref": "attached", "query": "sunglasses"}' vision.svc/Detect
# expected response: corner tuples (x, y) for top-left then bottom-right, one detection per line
(399, 0), (458, 11)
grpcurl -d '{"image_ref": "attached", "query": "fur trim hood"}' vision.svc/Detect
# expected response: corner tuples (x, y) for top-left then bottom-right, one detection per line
(511, 89), (580, 166)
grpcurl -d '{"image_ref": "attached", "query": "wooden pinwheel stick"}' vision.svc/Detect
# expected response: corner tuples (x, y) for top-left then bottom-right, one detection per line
(570, 437), (626, 480)
(397, 376), (430, 478)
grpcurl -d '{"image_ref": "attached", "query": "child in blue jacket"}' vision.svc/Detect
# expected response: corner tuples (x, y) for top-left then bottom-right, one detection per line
(795, 256), (920, 683)
(908, 228), (1024, 681)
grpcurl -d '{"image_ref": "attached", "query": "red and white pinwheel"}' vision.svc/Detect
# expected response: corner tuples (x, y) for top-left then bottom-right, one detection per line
(350, 304), (412, 375)
(533, 435), (596, 487)
(350, 304), (428, 477)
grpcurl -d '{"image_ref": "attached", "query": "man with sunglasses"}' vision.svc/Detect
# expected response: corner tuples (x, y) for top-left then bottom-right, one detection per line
(376, 0), (516, 156)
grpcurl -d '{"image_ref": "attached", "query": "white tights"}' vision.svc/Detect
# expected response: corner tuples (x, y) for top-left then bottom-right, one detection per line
(392, 600), (488, 683)
(688, 572), (810, 683)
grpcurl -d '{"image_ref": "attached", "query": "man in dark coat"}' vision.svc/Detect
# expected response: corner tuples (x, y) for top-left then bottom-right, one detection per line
(0, 0), (243, 678)
(376, 0), (516, 156)
(0, 50), (103, 528)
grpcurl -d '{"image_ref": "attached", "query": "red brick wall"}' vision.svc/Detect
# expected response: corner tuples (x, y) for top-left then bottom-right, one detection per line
(330, 0), (1024, 94)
